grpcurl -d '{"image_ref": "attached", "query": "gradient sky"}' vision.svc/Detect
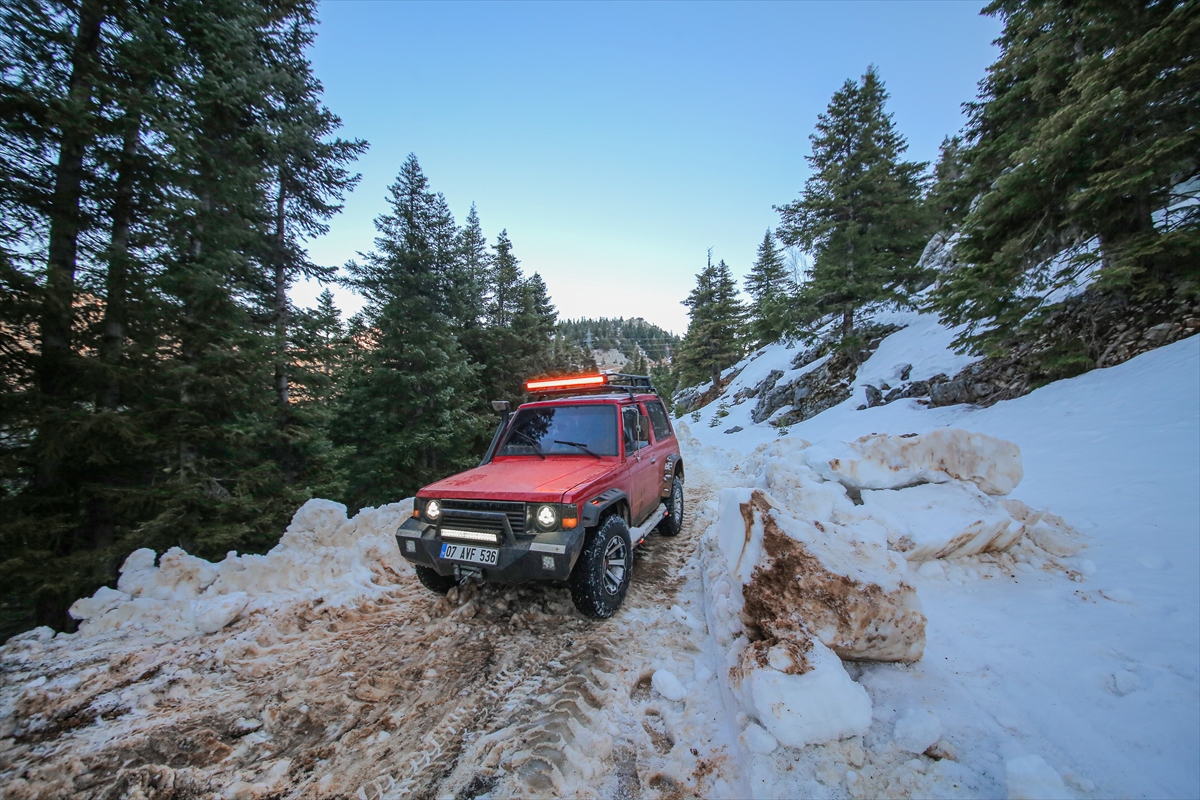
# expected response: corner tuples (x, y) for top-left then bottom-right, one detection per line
(298, 1), (1002, 334)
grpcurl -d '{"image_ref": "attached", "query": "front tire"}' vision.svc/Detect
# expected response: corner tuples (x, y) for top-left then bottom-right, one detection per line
(569, 514), (633, 619)
(414, 564), (457, 595)
(656, 475), (685, 537)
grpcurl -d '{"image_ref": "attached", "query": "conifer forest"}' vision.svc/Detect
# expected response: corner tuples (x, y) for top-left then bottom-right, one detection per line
(1, 0), (1196, 639)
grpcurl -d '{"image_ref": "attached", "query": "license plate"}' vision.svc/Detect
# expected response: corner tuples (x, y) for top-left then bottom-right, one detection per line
(440, 543), (499, 566)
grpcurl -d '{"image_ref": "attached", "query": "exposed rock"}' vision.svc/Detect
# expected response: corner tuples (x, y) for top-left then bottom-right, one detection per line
(746, 369), (784, 400)
(864, 385), (884, 408)
(723, 425), (744, 434)
(928, 289), (1200, 408)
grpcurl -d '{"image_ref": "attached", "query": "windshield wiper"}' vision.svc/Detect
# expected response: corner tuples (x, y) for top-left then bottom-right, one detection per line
(554, 440), (601, 458)
(509, 429), (545, 459)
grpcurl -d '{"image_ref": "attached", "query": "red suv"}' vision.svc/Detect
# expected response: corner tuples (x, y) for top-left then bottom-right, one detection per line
(396, 374), (685, 618)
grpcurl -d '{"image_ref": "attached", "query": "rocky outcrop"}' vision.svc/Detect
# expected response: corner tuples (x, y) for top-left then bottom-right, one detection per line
(751, 324), (902, 425)
(927, 290), (1200, 409)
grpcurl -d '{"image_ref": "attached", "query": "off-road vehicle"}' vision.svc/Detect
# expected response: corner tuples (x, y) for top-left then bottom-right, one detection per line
(396, 373), (685, 618)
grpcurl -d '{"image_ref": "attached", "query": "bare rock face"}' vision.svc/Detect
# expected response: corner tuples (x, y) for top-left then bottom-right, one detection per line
(737, 491), (926, 663)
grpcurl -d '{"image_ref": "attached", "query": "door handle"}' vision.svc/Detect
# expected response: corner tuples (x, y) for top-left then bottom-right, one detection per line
(650, 456), (657, 464)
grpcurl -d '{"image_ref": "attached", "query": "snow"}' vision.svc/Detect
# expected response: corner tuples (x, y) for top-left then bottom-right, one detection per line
(736, 635), (873, 749)
(651, 668), (688, 702)
(1005, 754), (1073, 800)
(860, 481), (1025, 561)
(679, 308), (1199, 799)
(802, 428), (1024, 496)
(67, 498), (413, 641)
(893, 708), (943, 755)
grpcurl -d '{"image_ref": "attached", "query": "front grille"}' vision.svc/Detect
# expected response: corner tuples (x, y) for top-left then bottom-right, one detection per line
(440, 500), (526, 537)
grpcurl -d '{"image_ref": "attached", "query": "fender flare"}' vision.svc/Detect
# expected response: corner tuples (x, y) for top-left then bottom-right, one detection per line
(581, 488), (629, 528)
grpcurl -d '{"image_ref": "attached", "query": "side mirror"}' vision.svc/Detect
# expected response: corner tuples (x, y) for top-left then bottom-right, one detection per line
(491, 400), (511, 414)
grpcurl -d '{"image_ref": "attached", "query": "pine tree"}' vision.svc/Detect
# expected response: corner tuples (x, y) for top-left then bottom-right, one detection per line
(486, 229), (522, 328)
(337, 157), (488, 509)
(926, 135), (968, 232)
(931, 1), (1199, 353)
(677, 252), (746, 387)
(0, 0), (365, 632)
(776, 66), (929, 345)
(743, 229), (792, 347)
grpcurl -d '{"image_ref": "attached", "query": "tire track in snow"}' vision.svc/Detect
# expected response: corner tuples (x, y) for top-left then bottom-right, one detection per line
(0, 484), (714, 800)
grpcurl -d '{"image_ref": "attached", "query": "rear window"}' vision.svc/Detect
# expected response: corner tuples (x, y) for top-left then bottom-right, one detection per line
(646, 400), (674, 441)
(499, 405), (619, 456)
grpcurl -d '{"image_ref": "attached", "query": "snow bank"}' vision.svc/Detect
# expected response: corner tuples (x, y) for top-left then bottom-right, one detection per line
(734, 634), (872, 749)
(67, 498), (412, 641)
(861, 481), (1025, 561)
(697, 427), (1068, 753)
(802, 428), (1024, 496)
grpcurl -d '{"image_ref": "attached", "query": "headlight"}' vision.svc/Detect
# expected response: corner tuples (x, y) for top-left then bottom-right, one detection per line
(535, 504), (558, 531)
(425, 499), (441, 521)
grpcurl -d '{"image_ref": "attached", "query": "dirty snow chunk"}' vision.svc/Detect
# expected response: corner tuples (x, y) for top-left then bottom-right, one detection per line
(68, 586), (130, 621)
(803, 429), (1023, 496)
(737, 635), (872, 748)
(196, 591), (249, 634)
(63, 498), (414, 642)
(862, 481), (1025, 561)
(733, 490), (925, 662)
(715, 488), (762, 586)
(671, 604), (705, 633)
(741, 722), (778, 754)
(651, 669), (687, 702)
(1006, 755), (1073, 800)
(893, 708), (943, 754)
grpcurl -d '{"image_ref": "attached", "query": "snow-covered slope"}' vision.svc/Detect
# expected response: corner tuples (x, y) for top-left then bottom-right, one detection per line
(681, 309), (1199, 799)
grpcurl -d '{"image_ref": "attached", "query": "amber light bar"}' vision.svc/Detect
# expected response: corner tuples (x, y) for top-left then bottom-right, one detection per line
(526, 374), (607, 391)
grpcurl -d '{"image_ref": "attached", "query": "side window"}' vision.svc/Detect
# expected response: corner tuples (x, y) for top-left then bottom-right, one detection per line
(622, 406), (648, 452)
(646, 401), (673, 442)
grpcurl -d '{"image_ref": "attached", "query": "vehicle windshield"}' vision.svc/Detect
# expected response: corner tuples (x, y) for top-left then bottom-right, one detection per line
(498, 404), (619, 457)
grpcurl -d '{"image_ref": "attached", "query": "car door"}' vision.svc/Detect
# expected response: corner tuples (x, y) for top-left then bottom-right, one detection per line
(622, 404), (658, 526)
(644, 399), (676, 503)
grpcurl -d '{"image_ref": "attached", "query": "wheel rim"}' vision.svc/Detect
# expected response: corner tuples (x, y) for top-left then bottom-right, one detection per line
(603, 535), (627, 595)
(672, 485), (683, 522)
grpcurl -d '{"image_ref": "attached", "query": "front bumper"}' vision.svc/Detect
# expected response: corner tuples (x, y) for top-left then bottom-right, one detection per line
(396, 516), (585, 584)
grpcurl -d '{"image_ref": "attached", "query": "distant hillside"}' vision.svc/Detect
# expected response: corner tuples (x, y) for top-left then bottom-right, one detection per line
(557, 317), (681, 371)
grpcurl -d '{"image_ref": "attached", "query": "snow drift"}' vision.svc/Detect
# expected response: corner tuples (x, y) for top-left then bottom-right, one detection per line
(67, 498), (413, 642)
(697, 427), (1070, 750)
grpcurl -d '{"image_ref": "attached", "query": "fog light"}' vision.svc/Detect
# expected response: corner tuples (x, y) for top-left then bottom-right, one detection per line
(541, 555), (556, 570)
(405, 540), (416, 553)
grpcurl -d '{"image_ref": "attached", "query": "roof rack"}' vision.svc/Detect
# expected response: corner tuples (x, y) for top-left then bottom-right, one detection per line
(525, 372), (657, 401)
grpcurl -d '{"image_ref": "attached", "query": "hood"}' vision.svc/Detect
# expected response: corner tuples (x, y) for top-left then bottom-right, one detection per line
(421, 457), (616, 502)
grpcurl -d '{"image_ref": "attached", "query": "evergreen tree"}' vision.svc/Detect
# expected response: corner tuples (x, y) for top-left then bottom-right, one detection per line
(931, 0), (1199, 353)
(677, 252), (746, 387)
(743, 229), (793, 347)
(486, 229), (522, 328)
(776, 66), (929, 344)
(925, 135), (968, 232)
(0, 0), (365, 633)
(337, 157), (487, 509)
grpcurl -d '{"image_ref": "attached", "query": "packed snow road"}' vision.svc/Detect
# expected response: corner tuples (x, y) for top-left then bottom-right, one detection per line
(1, 482), (742, 800)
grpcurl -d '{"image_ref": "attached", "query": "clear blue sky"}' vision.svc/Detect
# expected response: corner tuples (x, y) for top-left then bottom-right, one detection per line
(299, 0), (1002, 334)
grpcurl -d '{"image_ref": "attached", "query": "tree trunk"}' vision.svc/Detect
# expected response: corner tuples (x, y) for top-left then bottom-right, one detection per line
(841, 304), (854, 340)
(99, 107), (142, 410)
(36, 0), (106, 490)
